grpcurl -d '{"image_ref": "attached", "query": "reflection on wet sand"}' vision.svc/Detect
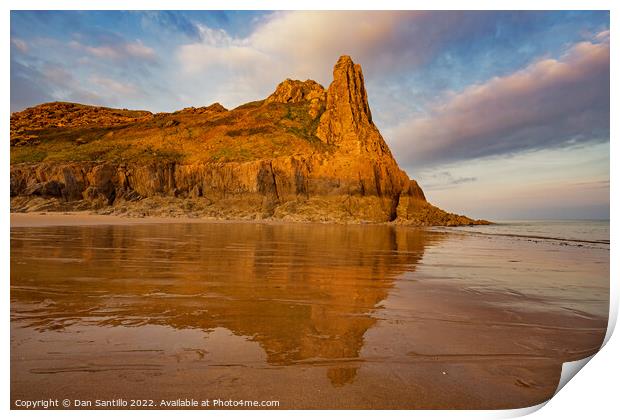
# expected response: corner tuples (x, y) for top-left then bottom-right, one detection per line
(11, 224), (436, 388)
(10, 222), (608, 409)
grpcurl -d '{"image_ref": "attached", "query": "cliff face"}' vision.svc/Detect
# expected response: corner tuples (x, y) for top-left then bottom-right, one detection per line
(10, 56), (486, 226)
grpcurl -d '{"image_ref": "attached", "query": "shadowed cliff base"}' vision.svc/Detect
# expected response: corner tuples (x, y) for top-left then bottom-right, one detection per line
(10, 56), (488, 226)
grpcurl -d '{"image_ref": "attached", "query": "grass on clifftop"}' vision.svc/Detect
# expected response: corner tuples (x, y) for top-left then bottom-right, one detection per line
(10, 101), (330, 165)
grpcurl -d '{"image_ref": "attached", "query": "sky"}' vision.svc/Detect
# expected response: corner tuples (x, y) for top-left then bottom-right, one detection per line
(10, 11), (610, 220)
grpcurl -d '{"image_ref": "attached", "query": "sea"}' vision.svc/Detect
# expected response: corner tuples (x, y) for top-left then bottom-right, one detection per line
(439, 219), (610, 249)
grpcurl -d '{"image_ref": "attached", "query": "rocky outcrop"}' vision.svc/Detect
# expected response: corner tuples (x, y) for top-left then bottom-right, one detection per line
(10, 56), (488, 226)
(317, 56), (373, 148)
(266, 79), (326, 118)
(10, 102), (153, 144)
(176, 102), (228, 115)
(266, 79), (325, 104)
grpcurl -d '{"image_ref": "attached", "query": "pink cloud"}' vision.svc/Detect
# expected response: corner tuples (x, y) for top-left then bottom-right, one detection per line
(174, 11), (500, 107)
(70, 40), (157, 62)
(388, 33), (610, 167)
(11, 38), (29, 53)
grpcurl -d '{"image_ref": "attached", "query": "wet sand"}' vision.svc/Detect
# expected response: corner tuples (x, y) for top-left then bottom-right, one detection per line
(10, 216), (609, 409)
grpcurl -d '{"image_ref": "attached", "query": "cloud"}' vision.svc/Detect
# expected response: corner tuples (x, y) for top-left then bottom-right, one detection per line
(11, 38), (28, 53)
(140, 11), (202, 41)
(69, 39), (157, 62)
(39, 63), (103, 104)
(570, 179), (610, 189)
(173, 11), (502, 107)
(178, 29), (267, 75)
(10, 29), (164, 112)
(421, 171), (478, 190)
(412, 142), (609, 219)
(10, 59), (103, 111)
(245, 11), (509, 81)
(124, 42), (157, 60)
(90, 76), (139, 96)
(595, 29), (610, 42)
(10, 60), (54, 111)
(388, 33), (610, 168)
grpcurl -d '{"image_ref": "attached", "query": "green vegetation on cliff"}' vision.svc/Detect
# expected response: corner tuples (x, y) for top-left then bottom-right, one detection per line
(11, 100), (330, 165)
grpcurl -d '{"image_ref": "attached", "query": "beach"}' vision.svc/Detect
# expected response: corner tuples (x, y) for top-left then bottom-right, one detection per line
(10, 214), (609, 409)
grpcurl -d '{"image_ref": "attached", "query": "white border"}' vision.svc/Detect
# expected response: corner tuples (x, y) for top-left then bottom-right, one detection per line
(3, 1), (616, 420)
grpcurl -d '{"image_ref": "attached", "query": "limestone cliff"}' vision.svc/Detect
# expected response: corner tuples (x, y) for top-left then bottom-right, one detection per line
(10, 55), (487, 226)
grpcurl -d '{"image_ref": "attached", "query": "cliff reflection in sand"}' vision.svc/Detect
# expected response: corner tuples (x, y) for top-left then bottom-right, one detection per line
(11, 223), (439, 386)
